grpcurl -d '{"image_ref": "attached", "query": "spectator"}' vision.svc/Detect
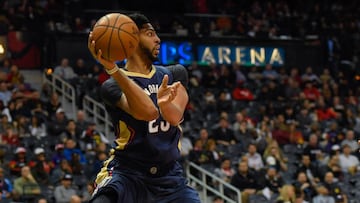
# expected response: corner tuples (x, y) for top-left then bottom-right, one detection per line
(230, 161), (259, 203)
(322, 171), (347, 203)
(81, 181), (95, 202)
(0, 81), (13, 106)
(6, 64), (24, 86)
(339, 144), (360, 175)
(295, 154), (321, 186)
(217, 64), (235, 89)
(275, 184), (296, 203)
(262, 64), (279, 83)
(31, 147), (53, 186)
(28, 114), (47, 139)
(50, 159), (73, 186)
(54, 173), (80, 203)
(263, 140), (288, 172)
(260, 166), (284, 195)
(44, 91), (62, 119)
(80, 122), (109, 153)
(8, 147), (33, 177)
(74, 110), (90, 135)
(315, 98), (337, 123)
(47, 107), (68, 137)
(0, 166), (13, 200)
(214, 158), (235, 183)
(312, 184), (335, 203)
(231, 83), (255, 101)
(245, 143), (264, 171)
(63, 139), (86, 165)
(51, 143), (65, 167)
(91, 151), (108, 180)
(179, 133), (193, 164)
(301, 66), (321, 85)
(231, 62), (247, 85)
(60, 119), (81, 143)
(12, 166), (41, 202)
(53, 58), (77, 81)
(211, 117), (237, 147)
(292, 171), (316, 202)
(302, 81), (321, 101)
(303, 134), (323, 162)
(340, 129), (358, 153)
(216, 91), (233, 114)
(2, 125), (20, 146)
(319, 154), (343, 182)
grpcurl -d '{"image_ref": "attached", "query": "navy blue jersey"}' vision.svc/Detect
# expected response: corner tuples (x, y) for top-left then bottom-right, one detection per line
(100, 65), (187, 169)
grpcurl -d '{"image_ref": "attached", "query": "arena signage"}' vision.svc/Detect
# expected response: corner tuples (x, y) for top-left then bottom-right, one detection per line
(159, 41), (285, 67)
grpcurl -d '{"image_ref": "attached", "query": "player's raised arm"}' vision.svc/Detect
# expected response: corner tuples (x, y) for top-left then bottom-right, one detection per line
(88, 34), (159, 121)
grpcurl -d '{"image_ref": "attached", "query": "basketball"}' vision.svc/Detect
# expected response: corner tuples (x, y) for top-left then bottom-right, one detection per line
(91, 13), (139, 62)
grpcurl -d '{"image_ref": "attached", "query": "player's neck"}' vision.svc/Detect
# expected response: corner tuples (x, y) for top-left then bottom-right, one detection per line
(125, 58), (152, 74)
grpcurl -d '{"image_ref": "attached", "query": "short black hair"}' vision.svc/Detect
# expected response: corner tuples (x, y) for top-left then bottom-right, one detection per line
(128, 13), (150, 29)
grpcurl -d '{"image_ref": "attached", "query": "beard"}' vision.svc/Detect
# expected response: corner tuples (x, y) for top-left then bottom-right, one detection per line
(140, 44), (159, 62)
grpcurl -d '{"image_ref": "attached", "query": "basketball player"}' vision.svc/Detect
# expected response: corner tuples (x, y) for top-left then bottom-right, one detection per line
(88, 13), (200, 203)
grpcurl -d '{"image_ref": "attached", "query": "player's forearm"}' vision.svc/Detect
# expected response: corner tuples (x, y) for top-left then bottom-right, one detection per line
(112, 69), (159, 120)
(159, 87), (188, 126)
(159, 103), (183, 126)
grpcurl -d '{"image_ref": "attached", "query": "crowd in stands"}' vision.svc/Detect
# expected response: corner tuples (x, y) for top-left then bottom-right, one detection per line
(180, 59), (360, 202)
(0, 58), (110, 202)
(0, 0), (360, 203)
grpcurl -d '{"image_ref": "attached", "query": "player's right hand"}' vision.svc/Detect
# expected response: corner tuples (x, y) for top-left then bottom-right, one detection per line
(88, 32), (116, 70)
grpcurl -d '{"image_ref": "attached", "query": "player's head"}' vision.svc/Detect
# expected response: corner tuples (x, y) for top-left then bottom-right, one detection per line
(128, 13), (160, 62)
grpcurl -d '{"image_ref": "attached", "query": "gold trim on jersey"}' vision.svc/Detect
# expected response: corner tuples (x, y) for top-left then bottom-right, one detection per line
(177, 125), (182, 151)
(122, 65), (156, 78)
(95, 155), (115, 185)
(115, 120), (134, 150)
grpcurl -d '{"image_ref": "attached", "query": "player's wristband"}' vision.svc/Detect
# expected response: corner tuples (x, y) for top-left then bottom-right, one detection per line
(105, 65), (120, 75)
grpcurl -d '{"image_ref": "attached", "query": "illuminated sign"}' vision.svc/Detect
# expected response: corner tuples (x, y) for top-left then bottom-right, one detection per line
(159, 41), (285, 66)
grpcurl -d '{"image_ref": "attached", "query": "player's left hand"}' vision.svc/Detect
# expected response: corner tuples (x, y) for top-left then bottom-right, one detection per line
(157, 75), (180, 106)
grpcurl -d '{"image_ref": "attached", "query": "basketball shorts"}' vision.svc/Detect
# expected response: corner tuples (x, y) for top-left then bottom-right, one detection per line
(90, 156), (201, 203)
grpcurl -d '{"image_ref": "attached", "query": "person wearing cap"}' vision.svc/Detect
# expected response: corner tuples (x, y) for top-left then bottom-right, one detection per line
(54, 173), (80, 203)
(8, 147), (34, 177)
(51, 143), (65, 167)
(47, 107), (68, 137)
(31, 147), (53, 185)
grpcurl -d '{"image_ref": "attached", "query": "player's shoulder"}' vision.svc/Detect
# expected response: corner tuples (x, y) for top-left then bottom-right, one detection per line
(156, 64), (188, 88)
(155, 64), (187, 76)
(101, 77), (116, 87)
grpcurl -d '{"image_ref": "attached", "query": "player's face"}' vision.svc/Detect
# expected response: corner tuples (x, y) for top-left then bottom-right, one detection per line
(139, 23), (160, 62)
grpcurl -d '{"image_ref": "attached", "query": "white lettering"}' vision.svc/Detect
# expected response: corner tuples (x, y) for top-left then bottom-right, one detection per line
(269, 48), (284, 65)
(250, 48), (265, 64)
(148, 119), (171, 134)
(148, 120), (158, 133)
(235, 47), (246, 64)
(200, 47), (216, 64)
(218, 47), (231, 64)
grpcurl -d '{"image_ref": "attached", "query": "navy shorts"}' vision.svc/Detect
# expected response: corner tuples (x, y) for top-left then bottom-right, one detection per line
(90, 156), (200, 203)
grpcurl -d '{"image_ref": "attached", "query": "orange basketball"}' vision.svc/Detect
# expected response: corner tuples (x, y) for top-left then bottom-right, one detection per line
(91, 13), (139, 62)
